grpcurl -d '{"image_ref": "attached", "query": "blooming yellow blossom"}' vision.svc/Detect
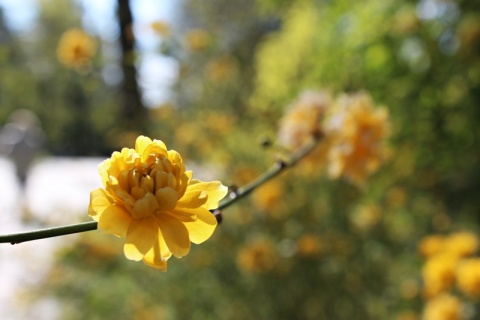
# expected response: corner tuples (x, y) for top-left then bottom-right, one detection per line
(278, 90), (331, 151)
(277, 90), (333, 175)
(88, 136), (228, 271)
(456, 258), (480, 297)
(327, 92), (390, 186)
(444, 231), (479, 258)
(422, 253), (458, 298)
(418, 235), (446, 258)
(57, 28), (97, 70)
(422, 294), (462, 320)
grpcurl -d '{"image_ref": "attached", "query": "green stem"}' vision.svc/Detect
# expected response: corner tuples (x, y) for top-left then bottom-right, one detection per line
(0, 221), (98, 244)
(0, 138), (319, 244)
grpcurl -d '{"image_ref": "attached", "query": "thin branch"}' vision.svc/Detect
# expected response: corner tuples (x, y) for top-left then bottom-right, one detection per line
(0, 221), (98, 245)
(217, 137), (318, 211)
(0, 137), (319, 245)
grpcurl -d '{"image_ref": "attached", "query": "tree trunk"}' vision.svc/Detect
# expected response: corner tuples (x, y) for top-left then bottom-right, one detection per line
(117, 0), (146, 129)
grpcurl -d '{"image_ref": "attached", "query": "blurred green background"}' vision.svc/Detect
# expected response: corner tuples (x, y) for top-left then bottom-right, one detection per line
(1, 0), (480, 319)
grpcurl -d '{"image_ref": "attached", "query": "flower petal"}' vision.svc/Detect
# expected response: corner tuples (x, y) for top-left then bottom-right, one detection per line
(142, 140), (168, 161)
(142, 227), (172, 271)
(132, 193), (158, 219)
(158, 215), (191, 258)
(98, 158), (112, 187)
(88, 188), (113, 221)
(186, 181), (228, 209)
(166, 209), (197, 222)
(182, 207), (218, 244)
(124, 217), (159, 261)
(177, 171), (192, 197)
(135, 135), (152, 155)
(176, 188), (208, 208)
(143, 256), (168, 271)
(155, 187), (178, 211)
(98, 204), (132, 237)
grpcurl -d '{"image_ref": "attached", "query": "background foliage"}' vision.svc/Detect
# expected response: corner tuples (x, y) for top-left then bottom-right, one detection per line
(1, 0), (480, 318)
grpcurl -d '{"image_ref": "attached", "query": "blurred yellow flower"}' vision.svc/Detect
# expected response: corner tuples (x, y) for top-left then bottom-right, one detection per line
(278, 90), (332, 151)
(236, 239), (278, 274)
(278, 90), (333, 176)
(422, 253), (458, 298)
(327, 92), (390, 186)
(418, 235), (446, 258)
(57, 28), (97, 70)
(456, 258), (480, 298)
(296, 234), (324, 257)
(185, 29), (211, 51)
(88, 135), (228, 271)
(422, 294), (462, 320)
(444, 231), (479, 258)
(350, 203), (382, 231)
(150, 21), (170, 37)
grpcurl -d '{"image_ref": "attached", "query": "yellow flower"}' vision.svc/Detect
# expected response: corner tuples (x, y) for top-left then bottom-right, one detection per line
(444, 231), (479, 258)
(456, 258), (480, 298)
(278, 90), (331, 151)
(327, 92), (390, 186)
(418, 235), (446, 258)
(57, 28), (97, 70)
(150, 21), (170, 37)
(277, 90), (333, 176)
(422, 294), (462, 320)
(422, 253), (458, 298)
(88, 136), (228, 271)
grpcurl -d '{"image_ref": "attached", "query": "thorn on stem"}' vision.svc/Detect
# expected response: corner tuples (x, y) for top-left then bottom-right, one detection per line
(276, 159), (288, 169)
(312, 130), (324, 141)
(213, 210), (223, 224)
(259, 137), (272, 149)
(229, 185), (239, 199)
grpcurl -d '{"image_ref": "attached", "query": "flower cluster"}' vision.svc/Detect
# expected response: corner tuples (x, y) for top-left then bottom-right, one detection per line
(277, 90), (390, 185)
(57, 28), (97, 71)
(422, 294), (462, 320)
(419, 231), (480, 319)
(327, 93), (390, 185)
(278, 90), (331, 151)
(88, 136), (228, 271)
